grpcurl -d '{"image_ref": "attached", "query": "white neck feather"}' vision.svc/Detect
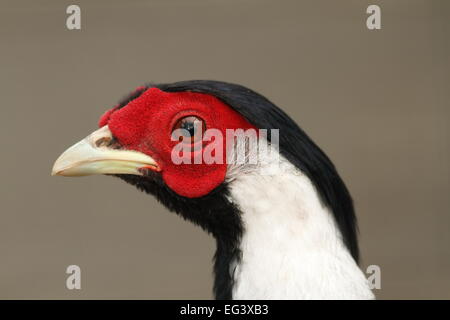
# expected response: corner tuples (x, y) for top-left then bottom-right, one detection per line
(226, 154), (374, 299)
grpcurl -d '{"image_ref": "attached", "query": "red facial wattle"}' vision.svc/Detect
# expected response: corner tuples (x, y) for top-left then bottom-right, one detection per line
(98, 87), (255, 198)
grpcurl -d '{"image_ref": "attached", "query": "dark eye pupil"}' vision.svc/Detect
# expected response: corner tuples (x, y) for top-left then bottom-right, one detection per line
(173, 116), (206, 144)
(181, 121), (196, 137)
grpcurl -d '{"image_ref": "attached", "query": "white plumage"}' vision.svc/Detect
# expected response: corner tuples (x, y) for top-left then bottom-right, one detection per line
(227, 151), (374, 299)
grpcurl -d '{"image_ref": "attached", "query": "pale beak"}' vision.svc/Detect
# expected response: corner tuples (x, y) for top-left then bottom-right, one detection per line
(51, 126), (159, 177)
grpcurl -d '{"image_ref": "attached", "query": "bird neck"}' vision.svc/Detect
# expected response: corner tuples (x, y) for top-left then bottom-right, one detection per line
(224, 156), (374, 299)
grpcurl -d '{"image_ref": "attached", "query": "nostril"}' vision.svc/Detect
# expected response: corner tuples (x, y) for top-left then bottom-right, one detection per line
(95, 137), (112, 148)
(95, 136), (122, 149)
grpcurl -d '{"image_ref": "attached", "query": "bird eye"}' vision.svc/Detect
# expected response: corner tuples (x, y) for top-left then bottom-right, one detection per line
(173, 116), (206, 144)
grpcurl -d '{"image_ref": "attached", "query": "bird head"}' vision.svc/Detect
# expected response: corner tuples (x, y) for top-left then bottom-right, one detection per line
(52, 85), (256, 198)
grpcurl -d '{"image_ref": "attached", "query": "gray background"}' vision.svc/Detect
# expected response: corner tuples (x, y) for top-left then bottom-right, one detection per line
(0, 0), (449, 299)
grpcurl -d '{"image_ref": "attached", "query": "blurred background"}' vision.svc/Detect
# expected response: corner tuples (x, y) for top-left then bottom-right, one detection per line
(0, 0), (449, 299)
